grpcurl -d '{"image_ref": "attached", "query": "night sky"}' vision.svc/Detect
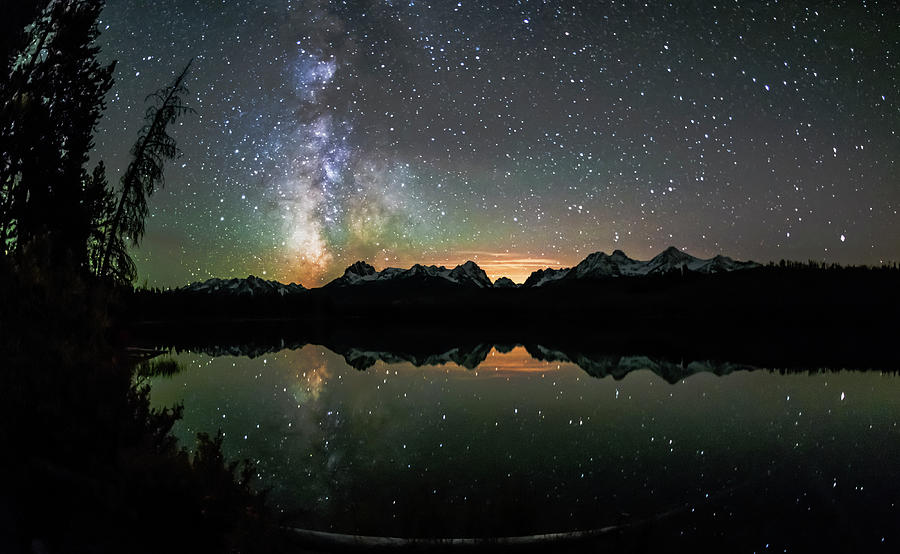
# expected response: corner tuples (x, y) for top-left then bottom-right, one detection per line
(92, 1), (900, 286)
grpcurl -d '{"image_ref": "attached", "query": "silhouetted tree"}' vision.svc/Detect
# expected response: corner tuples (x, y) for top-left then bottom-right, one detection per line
(0, 0), (114, 266)
(1, 5), (42, 62)
(98, 60), (194, 282)
(84, 161), (117, 273)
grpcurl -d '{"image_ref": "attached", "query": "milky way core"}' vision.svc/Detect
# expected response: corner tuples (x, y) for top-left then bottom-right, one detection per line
(93, 1), (900, 286)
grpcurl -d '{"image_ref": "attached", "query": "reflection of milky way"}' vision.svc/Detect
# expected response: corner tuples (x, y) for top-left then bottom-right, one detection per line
(291, 362), (330, 405)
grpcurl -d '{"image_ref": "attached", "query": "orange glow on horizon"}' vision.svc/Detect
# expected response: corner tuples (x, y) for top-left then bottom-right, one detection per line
(422, 251), (569, 284)
(369, 346), (568, 374)
(476, 346), (566, 373)
(276, 250), (572, 287)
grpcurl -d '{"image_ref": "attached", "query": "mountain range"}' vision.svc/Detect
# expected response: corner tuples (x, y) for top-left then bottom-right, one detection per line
(325, 259), (494, 289)
(180, 275), (305, 296)
(522, 246), (760, 287)
(177, 247), (759, 294)
(181, 341), (755, 382)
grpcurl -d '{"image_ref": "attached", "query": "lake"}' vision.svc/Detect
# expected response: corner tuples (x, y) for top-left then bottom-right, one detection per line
(149, 343), (900, 550)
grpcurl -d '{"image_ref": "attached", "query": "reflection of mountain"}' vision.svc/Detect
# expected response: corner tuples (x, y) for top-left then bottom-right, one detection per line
(134, 252), (898, 358)
(133, 285), (900, 374)
(525, 345), (753, 383)
(341, 344), (494, 370)
(147, 334), (897, 383)
(173, 339), (308, 359)
(336, 343), (758, 382)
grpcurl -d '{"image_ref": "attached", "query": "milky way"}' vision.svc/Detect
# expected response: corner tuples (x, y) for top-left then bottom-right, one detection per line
(92, 1), (900, 285)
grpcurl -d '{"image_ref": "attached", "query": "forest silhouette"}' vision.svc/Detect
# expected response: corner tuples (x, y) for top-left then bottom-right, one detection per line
(2, 2), (898, 553)
(0, 2), (287, 552)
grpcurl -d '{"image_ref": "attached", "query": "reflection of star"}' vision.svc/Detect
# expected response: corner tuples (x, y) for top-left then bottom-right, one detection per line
(291, 363), (330, 404)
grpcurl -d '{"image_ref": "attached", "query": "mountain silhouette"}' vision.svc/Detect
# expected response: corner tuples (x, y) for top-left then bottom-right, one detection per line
(179, 275), (304, 296)
(174, 248), (759, 295)
(524, 247), (759, 286)
(325, 260), (493, 289)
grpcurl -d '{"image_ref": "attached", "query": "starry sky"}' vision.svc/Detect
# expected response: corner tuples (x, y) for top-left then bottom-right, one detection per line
(92, 0), (900, 286)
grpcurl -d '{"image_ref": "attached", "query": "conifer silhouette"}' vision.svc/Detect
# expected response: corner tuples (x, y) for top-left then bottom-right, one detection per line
(99, 59), (194, 282)
(0, 0), (114, 267)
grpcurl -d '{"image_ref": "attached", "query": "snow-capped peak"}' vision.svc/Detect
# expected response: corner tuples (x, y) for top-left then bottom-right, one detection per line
(345, 260), (377, 277)
(645, 247), (699, 274)
(566, 249), (645, 279)
(522, 266), (570, 287)
(327, 260), (494, 288)
(180, 275), (305, 296)
(524, 247), (760, 286)
(340, 261), (378, 284)
(449, 260), (494, 288)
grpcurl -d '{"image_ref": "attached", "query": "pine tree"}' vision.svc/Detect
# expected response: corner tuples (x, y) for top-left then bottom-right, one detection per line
(0, 0), (114, 267)
(82, 161), (125, 276)
(98, 60), (194, 282)
(0, 4), (42, 69)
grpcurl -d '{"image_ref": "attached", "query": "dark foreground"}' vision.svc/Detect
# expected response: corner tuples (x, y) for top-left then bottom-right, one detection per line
(130, 264), (900, 371)
(147, 340), (900, 553)
(125, 266), (900, 552)
(4, 262), (899, 553)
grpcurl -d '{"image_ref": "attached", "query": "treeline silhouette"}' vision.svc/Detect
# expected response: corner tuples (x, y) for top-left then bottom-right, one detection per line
(1, 3), (191, 283)
(128, 333), (900, 383)
(126, 261), (900, 371)
(0, 263), (286, 554)
(129, 262), (898, 326)
(0, 2), (287, 552)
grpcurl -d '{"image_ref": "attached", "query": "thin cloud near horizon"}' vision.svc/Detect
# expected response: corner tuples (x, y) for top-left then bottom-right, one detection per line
(421, 253), (568, 284)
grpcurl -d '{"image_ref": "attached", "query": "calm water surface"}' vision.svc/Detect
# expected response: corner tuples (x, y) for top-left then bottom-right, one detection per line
(150, 345), (900, 548)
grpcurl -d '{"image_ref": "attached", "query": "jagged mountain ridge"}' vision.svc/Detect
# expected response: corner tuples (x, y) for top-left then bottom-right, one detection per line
(177, 248), (758, 294)
(341, 344), (494, 371)
(525, 345), (753, 383)
(522, 247), (759, 286)
(179, 275), (305, 296)
(325, 259), (494, 288)
(167, 340), (757, 383)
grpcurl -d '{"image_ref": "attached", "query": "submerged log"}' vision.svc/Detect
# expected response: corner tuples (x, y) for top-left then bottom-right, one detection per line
(284, 524), (623, 551)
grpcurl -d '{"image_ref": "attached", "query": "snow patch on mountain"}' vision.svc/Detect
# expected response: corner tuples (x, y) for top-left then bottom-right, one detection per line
(524, 247), (760, 286)
(522, 267), (570, 287)
(180, 275), (305, 296)
(342, 344), (492, 370)
(327, 260), (493, 288)
(449, 260), (494, 288)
